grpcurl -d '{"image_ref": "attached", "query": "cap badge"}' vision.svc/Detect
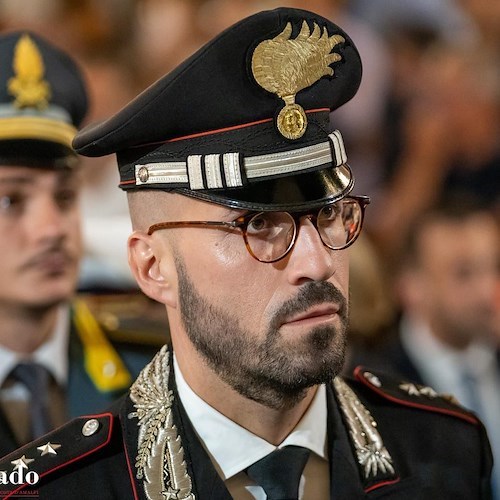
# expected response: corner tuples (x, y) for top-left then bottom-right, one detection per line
(7, 34), (51, 110)
(252, 21), (344, 140)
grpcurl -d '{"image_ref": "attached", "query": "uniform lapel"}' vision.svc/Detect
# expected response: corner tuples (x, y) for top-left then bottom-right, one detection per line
(121, 346), (232, 500)
(326, 384), (368, 499)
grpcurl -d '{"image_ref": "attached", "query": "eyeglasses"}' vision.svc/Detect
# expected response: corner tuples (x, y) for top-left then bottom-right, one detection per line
(147, 195), (370, 263)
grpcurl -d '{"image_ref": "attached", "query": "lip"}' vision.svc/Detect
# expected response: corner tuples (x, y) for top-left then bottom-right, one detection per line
(281, 304), (340, 327)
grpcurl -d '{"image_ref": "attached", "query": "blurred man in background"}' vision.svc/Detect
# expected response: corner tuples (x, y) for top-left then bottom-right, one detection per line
(0, 31), (159, 457)
(353, 195), (500, 497)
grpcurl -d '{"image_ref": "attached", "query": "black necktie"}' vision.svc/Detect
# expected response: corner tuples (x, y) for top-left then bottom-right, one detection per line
(246, 445), (311, 500)
(11, 362), (52, 440)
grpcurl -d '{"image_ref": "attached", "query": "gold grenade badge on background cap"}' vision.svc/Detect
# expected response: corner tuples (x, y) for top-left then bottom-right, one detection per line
(252, 21), (344, 140)
(7, 34), (51, 110)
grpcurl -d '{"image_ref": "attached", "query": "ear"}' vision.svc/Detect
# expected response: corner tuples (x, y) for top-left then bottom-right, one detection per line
(128, 231), (178, 308)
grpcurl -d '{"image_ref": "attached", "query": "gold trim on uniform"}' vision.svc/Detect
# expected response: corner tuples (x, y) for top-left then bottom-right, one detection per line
(73, 299), (132, 393)
(252, 21), (344, 140)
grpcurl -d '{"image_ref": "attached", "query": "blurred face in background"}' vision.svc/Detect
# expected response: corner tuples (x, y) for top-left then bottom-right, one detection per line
(401, 212), (499, 348)
(0, 165), (82, 309)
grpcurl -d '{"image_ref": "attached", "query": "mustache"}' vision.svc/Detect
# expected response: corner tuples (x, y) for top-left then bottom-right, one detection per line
(20, 243), (74, 270)
(270, 281), (348, 330)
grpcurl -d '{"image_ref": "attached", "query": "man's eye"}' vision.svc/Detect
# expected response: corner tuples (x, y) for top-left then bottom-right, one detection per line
(320, 204), (340, 221)
(0, 194), (22, 213)
(248, 216), (267, 232)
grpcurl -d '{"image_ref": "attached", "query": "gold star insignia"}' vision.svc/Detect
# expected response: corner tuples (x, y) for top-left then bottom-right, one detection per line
(37, 442), (62, 456)
(11, 455), (34, 469)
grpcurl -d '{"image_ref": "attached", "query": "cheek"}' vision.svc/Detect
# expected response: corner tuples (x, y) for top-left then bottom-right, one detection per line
(332, 252), (350, 292)
(184, 243), (273, 327)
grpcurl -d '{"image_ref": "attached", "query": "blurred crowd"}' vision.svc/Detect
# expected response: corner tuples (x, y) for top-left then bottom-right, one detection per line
(1, 0), (499, 491)
(1, 0), (498, 344)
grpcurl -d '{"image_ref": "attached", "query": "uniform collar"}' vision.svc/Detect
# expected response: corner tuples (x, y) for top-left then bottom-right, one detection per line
(173, 354), (328, 481)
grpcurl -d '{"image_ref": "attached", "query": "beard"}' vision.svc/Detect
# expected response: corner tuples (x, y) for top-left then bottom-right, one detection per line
(176, 256), (348, 410)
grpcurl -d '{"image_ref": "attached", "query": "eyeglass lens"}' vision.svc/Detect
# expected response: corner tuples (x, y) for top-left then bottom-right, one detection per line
(243, 199), (363, 262)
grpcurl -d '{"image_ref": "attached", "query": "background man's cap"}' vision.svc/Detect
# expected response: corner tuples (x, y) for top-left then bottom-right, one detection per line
(0, 31), (88, 167)
(74, 8), (362, 211)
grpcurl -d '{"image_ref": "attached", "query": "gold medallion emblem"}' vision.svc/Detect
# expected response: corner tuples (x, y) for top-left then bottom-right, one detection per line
(277, 103), (307, 140)
(252, 21), (344, 140)
(7, 34), (51, 109)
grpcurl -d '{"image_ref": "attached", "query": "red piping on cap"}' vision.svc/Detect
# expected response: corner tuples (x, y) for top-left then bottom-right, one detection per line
(131, 107), (330, 148)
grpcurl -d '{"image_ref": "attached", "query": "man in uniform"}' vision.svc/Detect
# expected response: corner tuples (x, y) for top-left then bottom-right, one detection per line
(0, 31), (158, 457)
(351, 195), (500, 498)
(0, 8), (492, 499)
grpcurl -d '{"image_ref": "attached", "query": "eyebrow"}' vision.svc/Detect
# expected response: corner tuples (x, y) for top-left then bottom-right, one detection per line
(0, 175), (34, 186)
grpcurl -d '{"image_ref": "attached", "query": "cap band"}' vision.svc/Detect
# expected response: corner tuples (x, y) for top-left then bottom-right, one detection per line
(133, 130), (346, 190)
(0, 116), (77, 149)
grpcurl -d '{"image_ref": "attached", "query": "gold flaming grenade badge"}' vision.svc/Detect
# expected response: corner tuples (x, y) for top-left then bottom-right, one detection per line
(7, 34), (51, 110)
(252, 21), (344, 140)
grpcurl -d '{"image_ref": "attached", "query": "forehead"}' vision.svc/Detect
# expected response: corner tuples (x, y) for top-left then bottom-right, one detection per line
(0, 165), (77, 187)
(418, 215), (499, 264)
(155, 191), (243, 218)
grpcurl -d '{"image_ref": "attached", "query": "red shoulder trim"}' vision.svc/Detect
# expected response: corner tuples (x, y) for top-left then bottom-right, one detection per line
(3, 413), (114, 499)
(354, 366), (480, 426)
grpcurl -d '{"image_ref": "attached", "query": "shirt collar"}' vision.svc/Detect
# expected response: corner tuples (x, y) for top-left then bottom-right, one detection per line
(0, 305), (69, 387)
(174, 355), (328, 480)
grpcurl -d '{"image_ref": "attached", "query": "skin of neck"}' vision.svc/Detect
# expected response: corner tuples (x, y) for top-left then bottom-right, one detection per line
(0, 304), (60, 354)
(172, 316), (317, 446)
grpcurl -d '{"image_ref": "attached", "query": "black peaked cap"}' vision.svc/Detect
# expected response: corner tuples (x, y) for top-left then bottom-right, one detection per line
(74, 8), (363, 211)
(0, 30), (88, 166)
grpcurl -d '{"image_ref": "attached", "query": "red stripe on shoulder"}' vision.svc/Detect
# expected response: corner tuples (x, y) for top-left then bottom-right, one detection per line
(365, 477), (401, 493)
(353, 366), (480, 426)
(4, 413), (115, 499)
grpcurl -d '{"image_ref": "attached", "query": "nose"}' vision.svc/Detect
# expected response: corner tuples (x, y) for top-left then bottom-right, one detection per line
(285, 216), (337, 284)
(28, 196), (67, 242)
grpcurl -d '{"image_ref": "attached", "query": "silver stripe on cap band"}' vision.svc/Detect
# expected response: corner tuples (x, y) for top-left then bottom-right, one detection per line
(246, 141), (332, 179)
(135, 130), (347, 189)
(223, 152), (242, 188)
(187, 155), (204, 190)
(330, 130), (347, 165)
(205, 154), (223, 189)
(135, 162), (188, 185)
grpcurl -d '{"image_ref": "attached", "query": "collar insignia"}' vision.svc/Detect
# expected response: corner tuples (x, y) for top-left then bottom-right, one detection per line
(334, 377), (396, 481)
(251, 21), (344, 140)
(129, 346), (195, 500)
(7, 34), (51, 110)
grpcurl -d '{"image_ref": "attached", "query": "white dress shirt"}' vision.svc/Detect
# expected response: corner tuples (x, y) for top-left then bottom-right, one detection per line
(174, 356), (330, 499)
(0, 305), (69, 398)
